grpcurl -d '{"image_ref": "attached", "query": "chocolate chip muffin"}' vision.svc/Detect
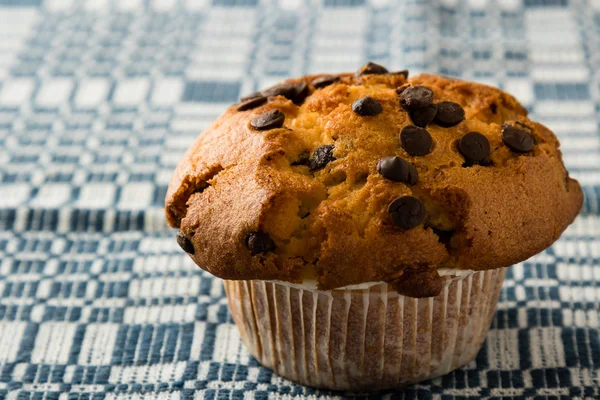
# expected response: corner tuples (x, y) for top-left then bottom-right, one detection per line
(166, 63), (582, 390)
(166, 64), (582, 298)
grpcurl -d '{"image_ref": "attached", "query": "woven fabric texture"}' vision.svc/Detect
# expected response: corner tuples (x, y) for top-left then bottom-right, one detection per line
(0, 0), (599, 399)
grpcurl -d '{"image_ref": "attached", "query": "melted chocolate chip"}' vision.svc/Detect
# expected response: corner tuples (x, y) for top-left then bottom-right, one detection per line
(434, 101), (465, 127)
(352, 96), (383, 116)
(502, 125), (534, 153)
(250, 110), (285, 130)
(400, 125), (433, 156)
(377, 156), (418, 185)
(388, 196), (426, 229)
(356, 61), (389, 76)
(458, 132), (490, 164)
(409, 104), (438, 127)
(245, 232), (276, 255)
(262, 83), (295, 99)
(309, 144), (335, 171)
(311, 75), (340, 89)
(176, 232), (195, 255)
(291, 82), (309, 105)
(237, 96), (267, 111)
(399, 86), (434, 110)
(490, 103), (497, 114)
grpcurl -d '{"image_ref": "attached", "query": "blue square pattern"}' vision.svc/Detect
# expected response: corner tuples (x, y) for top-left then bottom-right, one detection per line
(534, 83), (590, 101)
(523, 0), (568, 6)
(213, 0), (258, 6)
(182, 81), (242, 103)
(324, 0), (366, 6)
(0, 0), (599, 399)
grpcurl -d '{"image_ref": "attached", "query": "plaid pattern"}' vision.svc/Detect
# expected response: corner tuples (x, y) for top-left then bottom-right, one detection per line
(0, 0), (599, 398)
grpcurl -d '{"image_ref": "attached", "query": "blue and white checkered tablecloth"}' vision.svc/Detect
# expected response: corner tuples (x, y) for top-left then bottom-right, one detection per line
(0, 0), (599, 399)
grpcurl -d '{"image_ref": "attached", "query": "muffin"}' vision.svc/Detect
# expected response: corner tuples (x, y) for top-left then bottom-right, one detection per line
(165, 62), (583, 390)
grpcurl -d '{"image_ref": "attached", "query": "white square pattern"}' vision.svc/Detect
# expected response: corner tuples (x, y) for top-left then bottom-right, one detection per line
(31, 323), (78, 364)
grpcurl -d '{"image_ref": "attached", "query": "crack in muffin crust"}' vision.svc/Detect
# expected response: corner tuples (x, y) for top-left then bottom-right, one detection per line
(165, 63), (583, 297)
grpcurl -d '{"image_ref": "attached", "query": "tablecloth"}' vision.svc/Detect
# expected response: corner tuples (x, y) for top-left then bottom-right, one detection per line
(0, 0), (599, 399)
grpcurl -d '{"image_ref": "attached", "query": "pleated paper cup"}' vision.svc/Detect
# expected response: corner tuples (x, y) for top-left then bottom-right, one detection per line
(224, 267), (507, 391)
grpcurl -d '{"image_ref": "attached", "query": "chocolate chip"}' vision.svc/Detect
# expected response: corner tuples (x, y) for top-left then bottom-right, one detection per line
(291, 82), (309, 105)
(388, 196), (426, 229)
(352, 96), (383, 116)
(250, 110), (285, 130)
(262, 83), (295, 99)
(390, 70), (409, 78)
(245, 231), (276, 255)
(458, 132), (490, 164)
(237, 96), (267, 111)
(356, 61), (389, 76)
(176, 232), (195, 255)
(311, 75), (340, 89)
(409, 104), (438, 127)
(309, 144), (335, 171)
(377, 156), (418, 185)
(399, 86), (434, 110)
(434, 101), (465, 127)
(490, 103), (497, 114)
(400, 125), (433, 156)
(240, 92), (262, 102)
(502, 125), (534, 153)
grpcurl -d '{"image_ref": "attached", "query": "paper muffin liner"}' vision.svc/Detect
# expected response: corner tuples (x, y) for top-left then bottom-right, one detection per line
(224, 267), (507, 391)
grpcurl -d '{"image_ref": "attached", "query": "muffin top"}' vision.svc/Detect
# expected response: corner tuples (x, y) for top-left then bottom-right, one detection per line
(165, 63), (583, 297)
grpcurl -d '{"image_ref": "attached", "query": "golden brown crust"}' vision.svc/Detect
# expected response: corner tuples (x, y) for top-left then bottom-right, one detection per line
(165, 71), (583, 296)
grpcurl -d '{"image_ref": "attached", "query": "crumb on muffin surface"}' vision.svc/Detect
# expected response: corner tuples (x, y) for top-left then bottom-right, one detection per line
(165, 64), (583, 297)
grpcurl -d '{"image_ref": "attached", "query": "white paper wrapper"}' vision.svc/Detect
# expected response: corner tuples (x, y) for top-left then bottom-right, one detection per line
(224, 267), (507, 391)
